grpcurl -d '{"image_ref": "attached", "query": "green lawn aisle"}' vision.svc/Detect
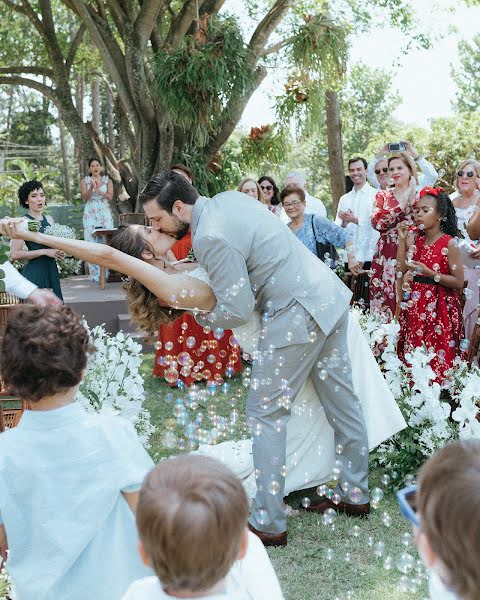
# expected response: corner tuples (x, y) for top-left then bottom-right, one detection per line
(141, 355), (429, 600)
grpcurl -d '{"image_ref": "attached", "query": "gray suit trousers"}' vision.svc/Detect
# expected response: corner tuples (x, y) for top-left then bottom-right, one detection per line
(248, 306), (369, 534)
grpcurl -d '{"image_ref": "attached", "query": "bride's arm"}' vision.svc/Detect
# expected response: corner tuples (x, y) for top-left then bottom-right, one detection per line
(0, 220), (216, 312)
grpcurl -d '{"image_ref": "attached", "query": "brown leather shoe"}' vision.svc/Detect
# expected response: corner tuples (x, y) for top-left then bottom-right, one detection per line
(248, 522), (287, 547)
(305, 498), (370, 518)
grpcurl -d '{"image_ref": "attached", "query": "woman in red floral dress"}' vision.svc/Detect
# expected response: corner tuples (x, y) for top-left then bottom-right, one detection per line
(152, 230), (242, 386)
(370, 153), (418, 320)
(396, 187), (465, 384)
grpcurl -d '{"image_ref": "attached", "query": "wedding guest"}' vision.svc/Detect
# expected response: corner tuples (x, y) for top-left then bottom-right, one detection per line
(396, 187), (464, 384)
(10, 179), (64, 301)
(258, 175), (282, 216)
(452, 160), (480, 340)
(370, 153), (418, 320)
(237, 177), (265, 203)
(0, 259), (61, 304)
(171, 163), (193, 184)
(280, 171), (327, 221)
(0, 305), (154, 600)
(335, 157), (380, 306)
(397, 439), (480, 600)
(281, 185), (360, 274)
(121, 455), (284, 600)
(80, 157), (114, 282)
(368, 141), (437, 190)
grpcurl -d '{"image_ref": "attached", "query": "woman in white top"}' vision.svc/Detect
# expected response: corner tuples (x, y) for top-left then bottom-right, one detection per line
(1, 220), (406, 501)
(452, 159), (480, 340)
(80, 157), (114, 282)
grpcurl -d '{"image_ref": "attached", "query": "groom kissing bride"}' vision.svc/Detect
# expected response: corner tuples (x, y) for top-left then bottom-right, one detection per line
(140, 170), (371, 547)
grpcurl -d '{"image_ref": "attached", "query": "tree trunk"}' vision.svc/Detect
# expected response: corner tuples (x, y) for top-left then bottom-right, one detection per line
(91, 75), (100, 134)
(59, 119), (72, 203)
(325, 90), (345, 215)
(106, 88), (115, 151)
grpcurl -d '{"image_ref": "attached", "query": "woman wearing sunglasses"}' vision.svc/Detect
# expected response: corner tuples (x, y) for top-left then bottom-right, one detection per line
(258, 176), (282, 216)
(452, 160), (480, 339)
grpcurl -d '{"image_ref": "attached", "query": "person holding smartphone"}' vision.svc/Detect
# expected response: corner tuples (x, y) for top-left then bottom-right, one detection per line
(367, 141), (437, 191)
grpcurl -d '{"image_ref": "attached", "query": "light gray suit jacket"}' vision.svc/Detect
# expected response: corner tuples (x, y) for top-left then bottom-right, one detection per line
(192, 192), (352, 348)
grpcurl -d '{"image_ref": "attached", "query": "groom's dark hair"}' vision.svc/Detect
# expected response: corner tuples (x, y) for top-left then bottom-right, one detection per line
(138, 170), (199, 214)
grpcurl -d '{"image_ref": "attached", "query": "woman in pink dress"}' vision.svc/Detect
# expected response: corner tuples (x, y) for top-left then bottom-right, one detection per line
(370, 153), (418, 320)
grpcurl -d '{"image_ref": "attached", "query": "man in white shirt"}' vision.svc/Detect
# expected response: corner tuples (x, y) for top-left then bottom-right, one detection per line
(280, 171), (327, 222)
(1, 259), (60, 305)
(367, 141), (438, 191)
(335, 157), (379, 306)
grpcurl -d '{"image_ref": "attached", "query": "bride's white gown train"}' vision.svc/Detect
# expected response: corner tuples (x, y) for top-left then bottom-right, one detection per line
(189, 268), (406, 499)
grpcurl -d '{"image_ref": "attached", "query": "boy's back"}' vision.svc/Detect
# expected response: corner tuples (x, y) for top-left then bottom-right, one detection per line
(0, 404), (153, 600)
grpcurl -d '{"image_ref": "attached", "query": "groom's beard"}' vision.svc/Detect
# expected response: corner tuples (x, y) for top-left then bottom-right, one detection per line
(173, 218), (190, 240)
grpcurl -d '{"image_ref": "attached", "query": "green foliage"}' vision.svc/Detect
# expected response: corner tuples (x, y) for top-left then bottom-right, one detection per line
(340, 63), (398, 159)
(239, 125), (291, 174)
(154, 15), (253, 147)
(9, 107), (53, 148)
(451, 34), (480, 112)
(0, 159), (63, 213)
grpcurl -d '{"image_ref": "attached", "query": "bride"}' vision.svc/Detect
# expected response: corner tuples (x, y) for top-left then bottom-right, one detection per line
(1, 219), (406, 498)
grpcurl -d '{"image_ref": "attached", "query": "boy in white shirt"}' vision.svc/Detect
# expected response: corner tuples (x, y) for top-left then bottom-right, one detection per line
(122, 455), (284, 600)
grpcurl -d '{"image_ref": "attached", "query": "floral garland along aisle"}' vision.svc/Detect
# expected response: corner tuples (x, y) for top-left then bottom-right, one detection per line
(356, 307), (480, 486)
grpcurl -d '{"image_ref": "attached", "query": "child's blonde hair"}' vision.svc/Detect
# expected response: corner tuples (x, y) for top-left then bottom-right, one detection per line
(418, 439), (480, 600)
(136, 455), (249, 593)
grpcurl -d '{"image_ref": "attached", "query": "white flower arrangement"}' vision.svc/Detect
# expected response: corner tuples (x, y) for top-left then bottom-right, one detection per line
(43, 223), (82, 278)
(0, 561), (11, 600)
(76, 323), (155, 448)
(355, 308), (480, 483)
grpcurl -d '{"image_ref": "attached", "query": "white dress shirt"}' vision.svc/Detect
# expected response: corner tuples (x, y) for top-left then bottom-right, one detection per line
(280, 191), (327, 223)
(335, 183), (379, 263)
(367, 156), (438, 190)
(1, 260), (36, 299)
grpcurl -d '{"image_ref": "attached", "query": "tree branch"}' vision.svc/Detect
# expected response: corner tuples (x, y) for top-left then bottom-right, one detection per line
(248, 0), (293, 62)
(66, 24), (86, 75)
(0, 66), (53, 77)
(205, 65), (267, 160)
(199, 0), (224, 17)
(134, 0), (165, 48)
(0, 75), (57, 103)
(164, 0), (199, 48)
(69, 0), (140, 132)
(260, 34), (296, 57)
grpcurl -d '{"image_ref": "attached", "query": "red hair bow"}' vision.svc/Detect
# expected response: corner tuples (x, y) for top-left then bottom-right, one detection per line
(419, 186), (444, 198)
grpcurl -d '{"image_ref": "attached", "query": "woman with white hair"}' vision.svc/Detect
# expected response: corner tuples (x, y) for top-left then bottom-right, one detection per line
(452, 159), (480, 340)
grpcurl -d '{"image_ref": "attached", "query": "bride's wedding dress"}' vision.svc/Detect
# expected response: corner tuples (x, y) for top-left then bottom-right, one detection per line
(188, 267), (406, 499)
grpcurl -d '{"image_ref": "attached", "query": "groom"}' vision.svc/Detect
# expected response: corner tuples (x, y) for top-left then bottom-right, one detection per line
(141, 171), (369, 546)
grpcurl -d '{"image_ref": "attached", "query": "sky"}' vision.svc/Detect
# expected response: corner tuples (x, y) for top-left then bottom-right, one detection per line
(238, 1), (480, 130)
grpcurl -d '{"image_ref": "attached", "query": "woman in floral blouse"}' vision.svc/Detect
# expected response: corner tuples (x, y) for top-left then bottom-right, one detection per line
(280, 184), (360, 274)
(370, 153), (418, 320)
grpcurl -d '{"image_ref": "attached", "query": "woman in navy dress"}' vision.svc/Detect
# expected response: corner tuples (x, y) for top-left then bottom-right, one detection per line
(10, 180), (64, 301)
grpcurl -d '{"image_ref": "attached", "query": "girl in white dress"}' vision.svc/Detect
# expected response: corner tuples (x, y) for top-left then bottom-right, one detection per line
(2, 220), (406, 499)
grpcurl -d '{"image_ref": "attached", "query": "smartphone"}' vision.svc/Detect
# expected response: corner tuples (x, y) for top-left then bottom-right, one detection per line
(388, 142), (406, 152)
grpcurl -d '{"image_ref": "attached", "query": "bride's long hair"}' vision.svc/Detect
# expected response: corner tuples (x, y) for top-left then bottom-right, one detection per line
(109, 226), (184, 335)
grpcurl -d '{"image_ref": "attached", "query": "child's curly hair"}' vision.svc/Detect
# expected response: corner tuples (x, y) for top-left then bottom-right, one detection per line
(0, 305), (93, 402)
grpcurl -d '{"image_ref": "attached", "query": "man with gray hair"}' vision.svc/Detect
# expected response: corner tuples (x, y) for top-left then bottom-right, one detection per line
(281, 171), (327, 222)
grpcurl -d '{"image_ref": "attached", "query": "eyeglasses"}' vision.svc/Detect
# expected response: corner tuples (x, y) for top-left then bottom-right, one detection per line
(375, 167), (389, 175)
(283, 200), (302, 209)
(457, 170), (475, 178)
(396, 485), (419, 527)
(260, 184), (273, 191)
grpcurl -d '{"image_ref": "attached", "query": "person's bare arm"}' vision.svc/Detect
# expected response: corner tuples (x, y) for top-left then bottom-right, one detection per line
(80, 178), (94, 202)
(10, 238), (61, 261)
(0, 524), (7, 562)
(0, 219), (216, 311)
(467, 205), (480, 241)
(99, 179), (113, 202)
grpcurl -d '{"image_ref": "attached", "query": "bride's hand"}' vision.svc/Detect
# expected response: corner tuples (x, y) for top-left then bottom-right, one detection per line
(0, 217), (36, 241)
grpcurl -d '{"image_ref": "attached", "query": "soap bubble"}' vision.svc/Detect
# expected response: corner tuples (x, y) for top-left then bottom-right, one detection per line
(396, 553), (415, 574)
(349, 487), (363, 504)
(374, 541), (385, 558)
(301, 497), (311, 508)
(267, 480), (280, 495)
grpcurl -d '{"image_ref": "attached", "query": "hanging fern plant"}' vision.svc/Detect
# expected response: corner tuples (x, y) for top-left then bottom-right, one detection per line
(154, 15), (254, 148)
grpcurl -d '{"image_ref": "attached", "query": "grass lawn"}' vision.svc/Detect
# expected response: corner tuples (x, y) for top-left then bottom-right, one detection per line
(141, 355), (429, 600)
